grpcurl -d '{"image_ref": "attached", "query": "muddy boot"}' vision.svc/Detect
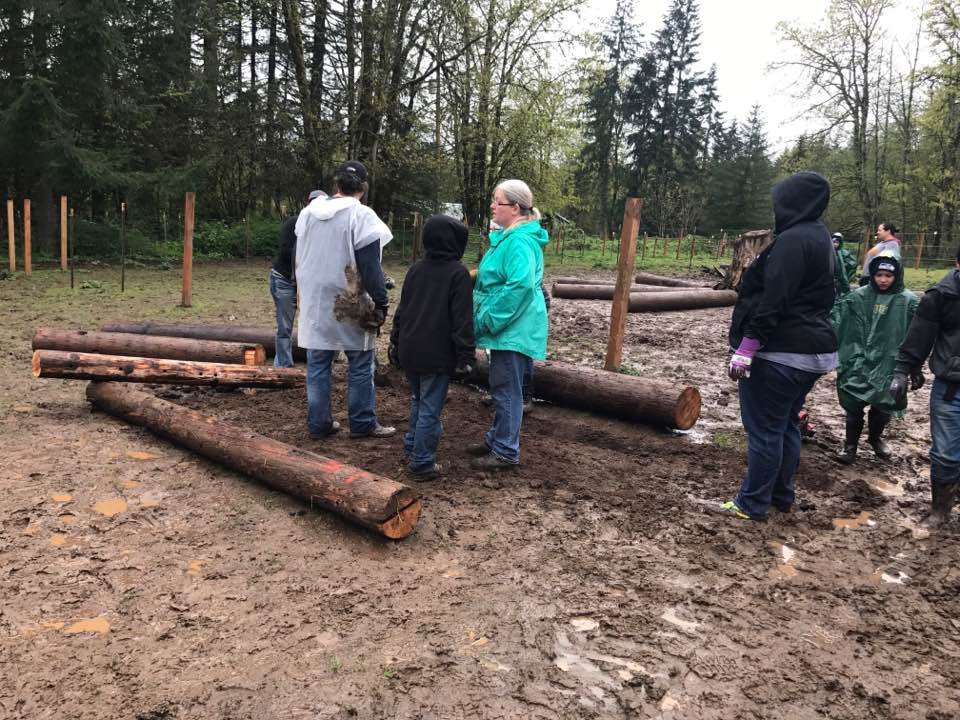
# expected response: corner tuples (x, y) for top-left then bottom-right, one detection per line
(867, 408), (892, 459)
(922, 483), (958, 529)
(837, 412), (864, 465)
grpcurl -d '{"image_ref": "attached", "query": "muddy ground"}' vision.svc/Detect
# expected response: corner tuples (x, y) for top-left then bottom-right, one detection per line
(1, 261), (958, 720)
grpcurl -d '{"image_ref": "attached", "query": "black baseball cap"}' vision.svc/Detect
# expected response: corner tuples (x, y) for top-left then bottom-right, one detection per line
(335, 160), (368, 182)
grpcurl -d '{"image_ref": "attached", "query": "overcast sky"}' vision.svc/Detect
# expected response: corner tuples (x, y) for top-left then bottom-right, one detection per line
(574, 0), (930, 153)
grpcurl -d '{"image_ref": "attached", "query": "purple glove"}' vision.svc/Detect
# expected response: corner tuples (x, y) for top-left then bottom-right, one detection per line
(729, 337), (761, 381)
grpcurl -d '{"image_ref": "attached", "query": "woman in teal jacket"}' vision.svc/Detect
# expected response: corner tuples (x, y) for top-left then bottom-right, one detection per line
(469, 179), (549, 469)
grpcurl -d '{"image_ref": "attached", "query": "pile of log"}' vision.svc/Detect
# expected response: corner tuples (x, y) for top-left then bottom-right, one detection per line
(550, 274), (737, 312)
(100, 321), (307, 362)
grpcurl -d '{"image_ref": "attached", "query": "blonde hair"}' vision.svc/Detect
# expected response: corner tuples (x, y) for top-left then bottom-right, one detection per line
(496, 179), (539, 218)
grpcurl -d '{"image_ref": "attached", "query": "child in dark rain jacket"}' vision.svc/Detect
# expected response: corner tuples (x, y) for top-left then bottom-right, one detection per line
(389, 215), (476, 477)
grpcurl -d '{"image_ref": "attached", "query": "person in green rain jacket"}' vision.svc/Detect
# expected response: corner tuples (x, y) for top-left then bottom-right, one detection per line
(832, 252), (919, 464)
(832, 232), (858, 298)
(468, 179), (549, 470)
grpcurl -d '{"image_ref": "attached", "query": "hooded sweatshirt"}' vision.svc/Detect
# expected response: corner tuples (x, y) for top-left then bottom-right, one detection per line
(832, 253), (918, 414)
(473, 218), (550, 360)
(729, 171), (838, 355)
(294, 195), (392, 350)
(895, 267), (960, 386)
(389, 215), (476, 374)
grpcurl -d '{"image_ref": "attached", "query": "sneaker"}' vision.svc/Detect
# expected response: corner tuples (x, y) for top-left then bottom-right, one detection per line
(711, 500), (755, 520)
(309, 421), (341, 439)
(470, 452), (517, 470)
(350, 423), (397, 439)
(466, 443), (492, 457)
(408, 463), (442, 479)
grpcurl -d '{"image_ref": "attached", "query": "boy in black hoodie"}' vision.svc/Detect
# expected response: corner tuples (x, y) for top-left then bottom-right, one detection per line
(389, 215), (475, 476)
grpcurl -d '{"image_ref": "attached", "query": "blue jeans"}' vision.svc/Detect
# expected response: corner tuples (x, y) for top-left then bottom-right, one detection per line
(270, 270), (296, 368)
(484, 350), (527, 464)
(403, 373), (450, 472)
(930, 379), (960, 485)
(306, 349), (376, 435)
(735, 358), (821, 518)
(521, 356), (534, 403)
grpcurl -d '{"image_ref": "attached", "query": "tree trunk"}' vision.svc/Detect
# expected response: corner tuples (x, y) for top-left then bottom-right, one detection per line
(33, 350), (303, 387)
(99, 321), (306, 361)
(715, 229), (773, 291)
(85, 382), (421, 539)
(33, 328), (267, 365)
(466, 352), (700, 430)
(551, 283), (706, 299)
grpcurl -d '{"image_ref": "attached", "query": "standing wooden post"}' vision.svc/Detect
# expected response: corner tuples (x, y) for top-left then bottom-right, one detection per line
(641, 232), (648, 262)
(120, 201), (127, 292)
(6, 200), (14, 272)
(23, 199), (31, 275)
(69, 208), (76, 289)
(604, 198), (643, 371)
(915, 231), (925, 270)
(412, 212), (422, 260)
(688, 233), (697, 268)
(675, 231), (683, 260)
(244, 214), (251, 262)
(601, 232), (606, 258)
(181, 192), (195, 307)
(60, 196), (68, 270)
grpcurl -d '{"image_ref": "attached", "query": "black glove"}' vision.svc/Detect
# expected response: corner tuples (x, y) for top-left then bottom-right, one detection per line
(889, 373), (908, 406)
(359, 305), (388, 333)
(910, 371), (925, 391)
(453, 362), (474, 380)
(387, 343), (400, 368)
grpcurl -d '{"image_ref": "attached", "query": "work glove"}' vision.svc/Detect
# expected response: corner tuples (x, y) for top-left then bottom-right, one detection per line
(889, 373), (909, 406)
(453, 362), (474, 380)
(387, 343), (401, 368)
(359, 305), (388, 334)
(910, 371), (925, 391)
(728, 337), (761, 381)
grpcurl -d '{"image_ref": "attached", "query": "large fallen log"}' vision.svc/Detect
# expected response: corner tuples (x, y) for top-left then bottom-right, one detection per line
(633, 272), (712, 288)
(100, 321), (305, 362)
(552, 283), (695, 299)
(626, 289), (737, 312)
(468, 353), (700, 429)
(85, 382), (420, 539)
(33, 328), (266, 365)
(33, 350), (304, 387)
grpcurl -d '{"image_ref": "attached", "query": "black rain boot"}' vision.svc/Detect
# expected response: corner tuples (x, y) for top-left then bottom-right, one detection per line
(837, 412), (864, 465)
(867, 408), (893, 459)
(922, 483), (958, 529)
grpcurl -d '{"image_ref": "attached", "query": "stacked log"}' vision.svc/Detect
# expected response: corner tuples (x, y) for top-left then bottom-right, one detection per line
(33, 328), (266, 365)
(86, 382), (421, 539)
(33, 350), (304, 388)
(633, 272), (713, 288)
(468, 352), (700, 430)
(552, 283), (693, 299)
(101, 321), (305, 362)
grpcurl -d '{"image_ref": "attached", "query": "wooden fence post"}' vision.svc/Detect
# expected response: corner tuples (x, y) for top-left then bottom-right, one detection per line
(674, 231), (682, 260)
(412, 212), (422, 260)
(69, 208), (76, 289)
(641, 232), (648, 261)
(915, 231), (925, 270)
(6, 200), (13, 272)
(181, 192), (195, 307)
(23, 199), (31, 274)
(688, 234), (696, 268)
(604, 198), (643, 371)
(60, 196), (68, 271)
(120, 201), (127, 292)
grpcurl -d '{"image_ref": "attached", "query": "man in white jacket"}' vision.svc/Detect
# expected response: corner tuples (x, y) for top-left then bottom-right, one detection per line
(295, 160), (395, 439)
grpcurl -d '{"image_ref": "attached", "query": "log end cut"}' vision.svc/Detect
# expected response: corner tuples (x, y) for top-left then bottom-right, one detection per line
(376, 499), (423, 540)
(673, 386), (702, 430)
(31, 350), (41, 378)
(243, 347), (268, 365)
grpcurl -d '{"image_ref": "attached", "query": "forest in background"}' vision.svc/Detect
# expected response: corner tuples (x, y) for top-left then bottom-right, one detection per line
(1, 0), (959, 261)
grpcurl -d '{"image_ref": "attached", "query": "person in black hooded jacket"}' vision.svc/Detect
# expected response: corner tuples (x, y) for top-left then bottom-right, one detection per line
(890, 247), (960, 528)
(389, 215), (476, 477)
(719, 171), (839, 521)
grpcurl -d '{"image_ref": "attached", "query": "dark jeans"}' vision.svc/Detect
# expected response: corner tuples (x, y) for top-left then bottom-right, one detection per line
(735, 358), (821, 518)
(306, 349), (376, 435)
(270, 270), (296, 368)
(930, 379), (960, 485)
(484, 350), (527, 464)
(521, 356), (534, 403)
(403, 372), (450, 472)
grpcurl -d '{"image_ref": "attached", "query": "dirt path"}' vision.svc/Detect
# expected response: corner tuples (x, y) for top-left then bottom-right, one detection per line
(1, 262), (958, 719)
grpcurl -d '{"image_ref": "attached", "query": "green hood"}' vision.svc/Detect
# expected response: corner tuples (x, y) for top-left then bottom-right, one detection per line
(473, 220), (549, 359)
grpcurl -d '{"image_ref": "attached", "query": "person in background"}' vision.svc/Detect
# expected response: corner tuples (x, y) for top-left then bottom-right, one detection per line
(890, 246), (960, 528)
(295, 160), (395, 439)
(832, 253), (919, 464)
(719, 171), (837, 521)
(859, 222), (902, 286)
(832, 232), (858, 298)
(469, 179), (549, 469)
(388, 215), (475, 477)
(271, 189), (325, 367)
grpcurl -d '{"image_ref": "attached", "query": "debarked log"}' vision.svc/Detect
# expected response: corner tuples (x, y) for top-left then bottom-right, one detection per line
(33, 328), (266, 365)
(85, 382), (420, 539)
(468, 353), (701, 429)
(626, 289), (737, 312)
(551, 283), (695, 299)
(100, 321), (305, 361)
(633, 272), (713, 288)
(32, 350), (304, 388)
